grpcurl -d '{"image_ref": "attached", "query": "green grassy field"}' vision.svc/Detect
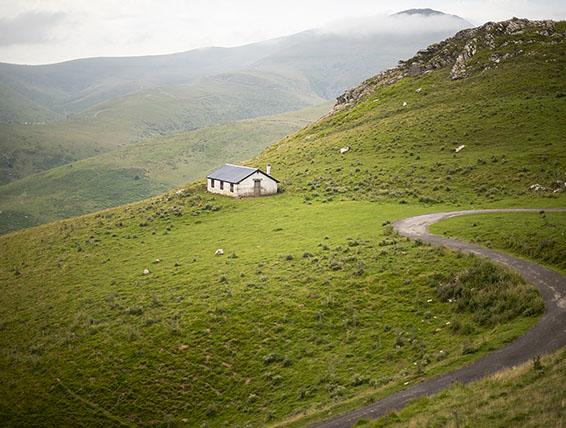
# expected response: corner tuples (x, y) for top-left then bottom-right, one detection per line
(0, 103), (330, 234)
(0, 19), (565, 428)
(254, 24), (565, 206)
(431, 211), (566, 274)
(364, 347), (565, 427)
(0, 195), (545, 427)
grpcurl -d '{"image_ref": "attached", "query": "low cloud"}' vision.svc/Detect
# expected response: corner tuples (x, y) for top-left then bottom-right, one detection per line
(317, 13), (472, 37)
(0, 11), (66, 46)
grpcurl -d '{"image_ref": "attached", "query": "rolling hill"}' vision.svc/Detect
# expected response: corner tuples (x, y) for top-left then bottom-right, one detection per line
(0, 70), (326, 186)
(0, 17), (564, 428)
(253, 19), (565, 206)
(0, 103), (330, 233)
(0, 10), (471, 122)
(0, 10), (472, 187)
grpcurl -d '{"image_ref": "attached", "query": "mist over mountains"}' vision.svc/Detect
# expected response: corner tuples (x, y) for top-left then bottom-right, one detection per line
(0, 9), (474, 233)
(0, 9), (471, 124)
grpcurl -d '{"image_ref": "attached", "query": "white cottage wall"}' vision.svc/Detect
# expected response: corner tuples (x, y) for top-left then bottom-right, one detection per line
(237, 172), (278, 197)
(207, 178), (238, 197)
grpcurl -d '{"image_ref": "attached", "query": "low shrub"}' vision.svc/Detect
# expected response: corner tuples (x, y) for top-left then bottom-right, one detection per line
(437, 259), (543, 327)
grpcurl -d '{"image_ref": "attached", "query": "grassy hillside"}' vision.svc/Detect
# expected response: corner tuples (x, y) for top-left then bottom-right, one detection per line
(0, 82), (61, 124)
(0, 196), (545, 427)
(253, 21), (566, 206)
(0, 18), (564, 428)
(0, 103), (330, 233)
(431, 211), (566, 273)
(366, 348), (565, 427)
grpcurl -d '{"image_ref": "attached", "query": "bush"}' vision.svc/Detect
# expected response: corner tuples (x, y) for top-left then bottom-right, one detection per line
(125, 306), (144, 316)
(462, 340), (478, 355)
(263, 353), (285, 365)
(449, 317), (475, 335)
(436, 259), (543, 326)
(329, 260), (343, 271)
(532, 355), (544, 371)
(351, 374), (369, 386)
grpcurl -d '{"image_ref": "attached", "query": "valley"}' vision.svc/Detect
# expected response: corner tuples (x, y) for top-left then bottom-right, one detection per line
(0, 103), (330, 233)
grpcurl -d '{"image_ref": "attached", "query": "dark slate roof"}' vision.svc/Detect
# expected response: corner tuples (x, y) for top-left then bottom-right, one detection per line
(207, 164), (256, 183)
(207, 164), (279, 184)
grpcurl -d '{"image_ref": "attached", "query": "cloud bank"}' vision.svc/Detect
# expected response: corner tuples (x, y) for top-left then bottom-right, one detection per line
(318, 12), (472, 37)
(0, 0), (564, 64)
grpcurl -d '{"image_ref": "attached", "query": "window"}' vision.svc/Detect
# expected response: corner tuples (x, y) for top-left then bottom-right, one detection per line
(230, 183), (234, 192)
(210, 178), (215, 188)
(220, 181), (224, 190)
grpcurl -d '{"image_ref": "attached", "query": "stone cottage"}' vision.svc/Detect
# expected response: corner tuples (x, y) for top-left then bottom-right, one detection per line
(207, 164), (278, 197)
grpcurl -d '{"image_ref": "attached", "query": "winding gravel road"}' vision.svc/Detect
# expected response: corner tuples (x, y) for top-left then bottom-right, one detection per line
(312, 208), (566, 428)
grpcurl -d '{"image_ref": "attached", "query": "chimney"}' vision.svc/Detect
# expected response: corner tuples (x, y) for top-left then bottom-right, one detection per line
(266, 163), (271, 175)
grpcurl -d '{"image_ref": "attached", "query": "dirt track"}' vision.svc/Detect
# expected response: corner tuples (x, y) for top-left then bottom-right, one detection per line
(311, 208), (566, 428)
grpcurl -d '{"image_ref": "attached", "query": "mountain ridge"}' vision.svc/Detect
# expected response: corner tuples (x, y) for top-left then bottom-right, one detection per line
(333, 17), (558, 112)
(0, 10), (472, 121)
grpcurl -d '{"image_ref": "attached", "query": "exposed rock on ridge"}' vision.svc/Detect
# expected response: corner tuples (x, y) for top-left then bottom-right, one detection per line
(333, 18), (559, 112)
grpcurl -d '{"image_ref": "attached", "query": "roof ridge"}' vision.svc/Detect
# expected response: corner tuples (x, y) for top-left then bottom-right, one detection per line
(225, 163), (257, 169)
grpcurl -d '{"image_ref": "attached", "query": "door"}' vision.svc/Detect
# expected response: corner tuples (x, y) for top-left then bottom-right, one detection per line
(253, 179), (261, 197)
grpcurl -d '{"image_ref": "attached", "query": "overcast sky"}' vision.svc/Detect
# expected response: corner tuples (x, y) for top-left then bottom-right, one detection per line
(1, 0), (564, 65)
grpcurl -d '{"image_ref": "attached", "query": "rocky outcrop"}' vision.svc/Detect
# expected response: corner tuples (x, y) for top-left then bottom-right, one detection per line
(450, 38), (477, 79)
(332, 18), (560, 112)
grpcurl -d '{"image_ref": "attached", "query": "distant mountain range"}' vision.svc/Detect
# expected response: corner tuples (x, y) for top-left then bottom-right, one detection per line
(0, 9), (473, 233)
(0, 9), (471, 124)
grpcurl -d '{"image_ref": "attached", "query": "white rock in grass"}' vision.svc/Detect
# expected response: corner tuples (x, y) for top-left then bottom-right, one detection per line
(215, 248), (224, 256)
(143, 268), (150, 275)
(339, 146), (350, 154)
(455, 144), (466, 152)
(403, 101), (408, 107)
(416, 87), (422, 93)
(529, 184), (546, 191)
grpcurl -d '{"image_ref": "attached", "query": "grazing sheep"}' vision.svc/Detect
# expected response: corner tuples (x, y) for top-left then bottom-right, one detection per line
(340, 146), (350, 154)
(215, 248), (224, 256)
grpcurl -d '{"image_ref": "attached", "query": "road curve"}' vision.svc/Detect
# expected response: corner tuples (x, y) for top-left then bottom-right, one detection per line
(312, 208), (566, 428)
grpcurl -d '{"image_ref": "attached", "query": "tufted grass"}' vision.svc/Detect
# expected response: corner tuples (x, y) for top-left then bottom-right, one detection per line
(365, 347), (566, 427)
(431, 211), (566, 274)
